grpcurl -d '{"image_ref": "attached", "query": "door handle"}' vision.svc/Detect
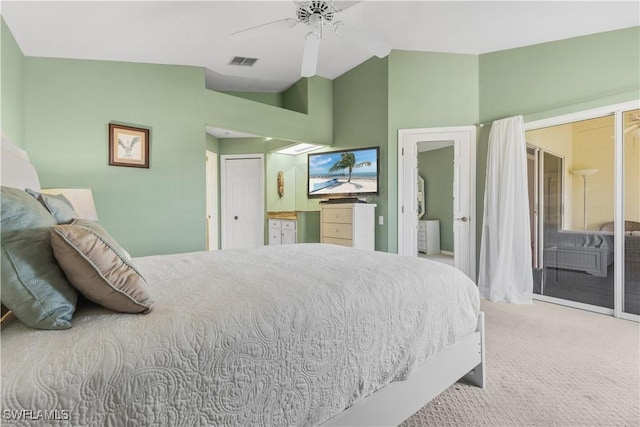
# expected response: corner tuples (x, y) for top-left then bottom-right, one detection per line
(456, 217), (469, 222)
(234, 216), (238, 220)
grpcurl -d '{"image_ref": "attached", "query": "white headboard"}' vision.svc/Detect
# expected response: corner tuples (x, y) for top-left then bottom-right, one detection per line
(1, 133), (41, 191)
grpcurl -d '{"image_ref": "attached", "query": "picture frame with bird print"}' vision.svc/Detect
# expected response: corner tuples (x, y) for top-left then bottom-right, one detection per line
(108, 123), (150, 168)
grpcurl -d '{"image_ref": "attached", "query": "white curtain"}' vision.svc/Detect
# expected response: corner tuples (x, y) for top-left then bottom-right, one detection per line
(478, 115), (533, 303)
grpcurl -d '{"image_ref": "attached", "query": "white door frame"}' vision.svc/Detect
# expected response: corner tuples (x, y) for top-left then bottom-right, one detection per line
(398, 126), (477, 281)
(220, 154), (265, 249)
(205, 150), (219, 251)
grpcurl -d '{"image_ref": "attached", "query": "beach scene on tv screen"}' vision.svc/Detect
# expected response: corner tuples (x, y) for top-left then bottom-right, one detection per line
(309, 148), (378, 195)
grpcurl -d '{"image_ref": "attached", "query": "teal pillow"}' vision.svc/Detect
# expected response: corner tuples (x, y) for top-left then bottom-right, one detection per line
(1, 186), (77, 329)
(26, 189), (78, 224)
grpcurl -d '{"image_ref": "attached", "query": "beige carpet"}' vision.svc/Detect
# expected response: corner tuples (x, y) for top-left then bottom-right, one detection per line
(403, 300), (640, 427)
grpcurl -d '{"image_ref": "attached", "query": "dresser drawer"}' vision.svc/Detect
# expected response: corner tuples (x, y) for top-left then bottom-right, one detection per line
(417, 231), (426, 241)
(268, 219), (282, 229)
(322, 208), (353, 224)
(418, 222), (427, 232)
(267, 218), (297, 245)
(269, 231), (282, 245)
(319, 203), (375, 250)
(281, 220), (296, 231)
(418, 240), (428, 251)
(323, 223), (353, 239)
(323, 237), (353, 247)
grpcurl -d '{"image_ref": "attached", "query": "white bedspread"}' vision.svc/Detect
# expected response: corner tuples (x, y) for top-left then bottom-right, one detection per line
(1, 244), (479, 426)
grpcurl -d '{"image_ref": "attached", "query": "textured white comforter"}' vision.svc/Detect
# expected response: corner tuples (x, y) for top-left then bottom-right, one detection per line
(1, 244), (479, 426)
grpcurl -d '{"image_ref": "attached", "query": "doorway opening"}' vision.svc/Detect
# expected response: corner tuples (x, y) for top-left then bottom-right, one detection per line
(398, 126), (476, 281)
(417, 141), (455, 266)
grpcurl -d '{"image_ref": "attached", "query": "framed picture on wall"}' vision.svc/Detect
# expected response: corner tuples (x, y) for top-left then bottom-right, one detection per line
(108, 123), (150, 168)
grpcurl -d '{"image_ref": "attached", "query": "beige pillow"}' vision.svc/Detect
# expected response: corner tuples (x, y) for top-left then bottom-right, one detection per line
(51, 220), (153, 314)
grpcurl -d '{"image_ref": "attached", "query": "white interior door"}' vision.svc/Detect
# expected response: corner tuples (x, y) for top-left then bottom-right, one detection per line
(221, 154), (264, 249)
(205, 150), (218, 251)
(398, 126), (476, 280)
(400, 141), (419, 255)
(452, 138), (472, 276)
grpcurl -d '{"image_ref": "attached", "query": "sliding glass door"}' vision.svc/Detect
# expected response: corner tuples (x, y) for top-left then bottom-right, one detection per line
(623, 109), (640, 315)
(525, 103), (639, 319)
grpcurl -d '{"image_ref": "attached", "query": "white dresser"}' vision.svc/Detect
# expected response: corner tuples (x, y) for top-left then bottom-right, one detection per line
(320, 203), (376, 250)
(418, 220), (440, 255)
(268, 219), (297, 245)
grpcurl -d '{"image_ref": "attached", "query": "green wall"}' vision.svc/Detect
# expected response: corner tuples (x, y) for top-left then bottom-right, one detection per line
(387, 50), (480, 253)
(23, 58), (208, 257)
(1, 18), (25, 147)
(216, 137), (320, 243)
(480, 27), (640, 124)
(206, 133), (219, 153)
(14, 43), (332, 257)
(203, 76), (332, 146)
(222, 78), (308, 114)
(222, 91), (283, 108)
(266, 153), (297, 212)
(418, 146), (454, 252)
(6, 20), (639, 260)
(296, 211), (320, 243)
(331, 56), (389, 250)
(283, 78), (309, 114)
(476, 26), (640, 272)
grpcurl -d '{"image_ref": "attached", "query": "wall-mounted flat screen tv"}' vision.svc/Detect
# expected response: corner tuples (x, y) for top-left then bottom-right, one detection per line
(307, 146), (380, 200)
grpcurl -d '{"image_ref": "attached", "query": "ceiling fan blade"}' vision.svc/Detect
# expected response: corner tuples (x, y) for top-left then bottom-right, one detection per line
(301, 34), (321, 77)
(231, 18), (298, 41)
(336, 22), (391, 58)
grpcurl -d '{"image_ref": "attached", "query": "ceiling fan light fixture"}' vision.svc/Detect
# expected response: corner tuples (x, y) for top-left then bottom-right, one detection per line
(296, 0), (337, 26)
(331, 20), (344, 35)
(231, 0), (391, 79)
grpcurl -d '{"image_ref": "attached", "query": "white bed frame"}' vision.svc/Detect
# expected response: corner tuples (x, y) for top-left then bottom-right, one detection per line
(1, 136), (486, 427)
(321, 313), (485, 426)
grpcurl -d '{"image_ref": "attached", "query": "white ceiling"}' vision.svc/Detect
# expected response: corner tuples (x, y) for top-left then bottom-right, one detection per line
(2, 1), (639, 93)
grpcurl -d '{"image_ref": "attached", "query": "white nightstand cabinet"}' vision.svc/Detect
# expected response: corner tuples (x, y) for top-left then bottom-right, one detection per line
(320, 203), (376, 250)
(269, 219), (297, 245)
(418, 220), (440, 255)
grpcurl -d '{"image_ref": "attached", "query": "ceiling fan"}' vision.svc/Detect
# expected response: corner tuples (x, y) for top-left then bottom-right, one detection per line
(230, 0), (391, 77)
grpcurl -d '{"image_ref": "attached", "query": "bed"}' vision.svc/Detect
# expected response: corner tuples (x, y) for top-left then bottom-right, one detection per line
(0, 136), (484, 426)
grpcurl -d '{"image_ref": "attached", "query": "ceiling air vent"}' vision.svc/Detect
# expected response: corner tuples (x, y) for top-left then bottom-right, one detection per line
(229, 56), (259, 66)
